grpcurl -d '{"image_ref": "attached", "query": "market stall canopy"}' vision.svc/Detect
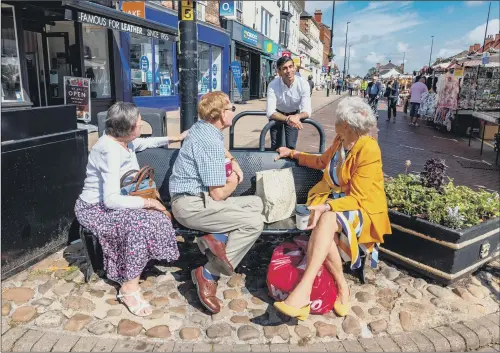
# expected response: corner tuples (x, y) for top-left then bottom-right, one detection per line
(380, 68), (401, 79)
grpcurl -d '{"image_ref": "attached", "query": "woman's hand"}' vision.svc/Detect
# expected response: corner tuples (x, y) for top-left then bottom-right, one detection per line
(169, 130), (189, 143)
(145, 199), (167, 213)
(274, 147), (292, 161)
(306, 204), (331, 230)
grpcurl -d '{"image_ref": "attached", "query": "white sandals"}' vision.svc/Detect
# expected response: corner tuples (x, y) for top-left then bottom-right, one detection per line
(117, 290), (152, 317)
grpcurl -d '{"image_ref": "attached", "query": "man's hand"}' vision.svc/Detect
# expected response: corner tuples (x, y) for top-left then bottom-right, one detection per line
(227, 171), (238, 185)
(287, 115), (303, 129)
(306, 204), (330, 230)
(274, 147), (292, 161)
(232, 161), (244, 184)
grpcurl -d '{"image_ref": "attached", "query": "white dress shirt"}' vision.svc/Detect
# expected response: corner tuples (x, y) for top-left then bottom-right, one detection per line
(266, 76), (312, 118)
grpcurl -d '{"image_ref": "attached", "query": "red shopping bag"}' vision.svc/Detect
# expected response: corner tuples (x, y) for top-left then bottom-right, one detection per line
(266, 235), (338, 314)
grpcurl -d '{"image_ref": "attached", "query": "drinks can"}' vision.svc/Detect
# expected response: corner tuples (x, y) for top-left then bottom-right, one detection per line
(225, 158), (233, 177)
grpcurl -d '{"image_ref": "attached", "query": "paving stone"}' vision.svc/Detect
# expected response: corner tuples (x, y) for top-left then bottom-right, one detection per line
(450, 323), (480, 351)
(1, 327), (29, 352)
(408, 331), (435, 352)
(212, 343), (232, 352)
(413, 278), (427, 290)
(452, 287), (476, 301)
(35, 310), (64, 328)
(290, 343), (326, 352)
(231, 315), (251, 324)
(377, 288), (398, 298)
(351, 305), (365, 319)
(342, 315), (361, 336)
(64, 313), (92, 332)
(111, 340), (135, 352)
(224, 289), (240, 300)
(152, 342), (174, 352)
(231, 344), (252, 352)
(269, 343), (290, 352)
(294, 325), (312, 339)
(169, 292), (181, 300)
(467, 284), (487, 299)
(324, 341), (346, 352)
(2, 287), (35, 304)
(238, 325), (260, 341)
(2, 302), (12, 316)
(117, 319), (143, 337)
(51, 334), (80, 352)
(150, 297), (169, 308)
(341, 339), (364, 352)
(91, 338), (118, 352)
(228, 274), (244, 288)
(132, 341), (155, 352)
(314, 321), (337, 338)
(207, 323), (232, 338)
(189, 313), (209, 325)
(462, 319), (492, 347)
(427, 285), (454, 299)
(192, 343), (213, 352)
(156, 281), (178, 294)
(62, 296), (95, 312)
(484, 313), (500, 327)
(71, 336), (99, 352)
(430, 297), (450, 310)
(421, 328), (451, 352)
(355, 291), (375, 303)
(32, 297), (53, 306)
(173, 342), (195, 352)
(229, 299), (248, 312)
(212, 307), (232, 321)
(11, 329), (44, 352)
(107, 308), (123, 317)
(434, 326), (466, 352)
(406, 287), (423, 299)
(368, 307), (382, 316)
(146, 308), (167, 319)
(382, 267), (401, 280)
(88, 320), (115, 335)
(375, 335), (402, 352)
(251, 296), (266, 306)
(476, 317), (500, 344)
(399, 311), (412, 331)
(264, 324), (290, 341)
(368, 318), (388, 334)
(53, 282), (76, 296)
(252, 344), (271, 352)
(11, 306), (37, 323)
(391, 332), (418, 352)
(38, 279), (58, 294)
(359, 337), (383, 352)
(179, 327), (201, 340)
(29, 331), (61, 352)
(106, 298), (120, 306)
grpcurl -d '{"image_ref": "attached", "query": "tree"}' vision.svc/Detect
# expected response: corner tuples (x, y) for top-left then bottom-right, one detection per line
(367, 67), (377, 78)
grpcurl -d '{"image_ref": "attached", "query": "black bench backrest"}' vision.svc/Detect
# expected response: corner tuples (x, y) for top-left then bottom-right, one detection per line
(136, 148), (323, 204)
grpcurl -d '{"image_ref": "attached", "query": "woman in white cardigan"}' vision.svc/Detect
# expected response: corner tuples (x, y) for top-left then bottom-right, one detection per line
(75, 102), (186, 317)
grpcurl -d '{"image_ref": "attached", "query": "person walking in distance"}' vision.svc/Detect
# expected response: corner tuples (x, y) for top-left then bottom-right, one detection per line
(385, 78), (399, 123)
(367, 76), (382, 119)
(409, 77), (428, 127)
(307, 75), (315, 97)
(267, 56), (312, 150)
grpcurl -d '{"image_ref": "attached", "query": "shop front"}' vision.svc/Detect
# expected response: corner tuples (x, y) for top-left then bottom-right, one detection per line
(226, 20), (280, 102)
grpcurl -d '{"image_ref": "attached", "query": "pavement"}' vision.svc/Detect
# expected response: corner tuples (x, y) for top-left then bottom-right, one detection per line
(3, 93), (500, 352)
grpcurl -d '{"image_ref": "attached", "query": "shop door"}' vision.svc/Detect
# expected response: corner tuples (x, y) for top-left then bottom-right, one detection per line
(42, 32), (71, 106)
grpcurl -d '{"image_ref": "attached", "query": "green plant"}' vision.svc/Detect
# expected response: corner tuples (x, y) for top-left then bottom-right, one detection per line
(385, 174), (500, 229)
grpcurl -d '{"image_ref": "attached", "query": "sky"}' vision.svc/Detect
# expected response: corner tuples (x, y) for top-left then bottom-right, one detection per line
(304, 0), (500, 77)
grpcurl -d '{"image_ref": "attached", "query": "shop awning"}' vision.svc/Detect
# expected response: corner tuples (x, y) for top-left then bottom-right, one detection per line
(62, 0), (176, 38)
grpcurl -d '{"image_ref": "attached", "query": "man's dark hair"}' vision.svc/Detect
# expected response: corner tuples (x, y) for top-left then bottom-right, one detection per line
(277, 56), (294, 69)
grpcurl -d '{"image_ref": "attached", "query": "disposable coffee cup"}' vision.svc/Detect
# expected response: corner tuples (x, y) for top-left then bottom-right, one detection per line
(295, 204), (311, 230)
(224, 158), (233, 177)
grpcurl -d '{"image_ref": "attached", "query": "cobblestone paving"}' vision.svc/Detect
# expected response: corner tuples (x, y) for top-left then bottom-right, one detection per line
(1, 237), (499, 351)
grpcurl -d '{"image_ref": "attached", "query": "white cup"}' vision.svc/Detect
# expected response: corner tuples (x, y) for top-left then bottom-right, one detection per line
(295, 205), (311, 230)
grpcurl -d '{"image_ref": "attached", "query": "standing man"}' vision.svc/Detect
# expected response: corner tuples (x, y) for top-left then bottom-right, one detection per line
(360, 79), (368, 98)
(409, 77), (428, 127)
(267, 56), (312, 150)
(367, 76), (382, 119)
(170, 92), (264, 314)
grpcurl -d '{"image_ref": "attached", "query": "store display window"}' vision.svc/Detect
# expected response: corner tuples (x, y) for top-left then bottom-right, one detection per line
(198, 42), (223, 94)
(130, 34), (153, 97)
(82, 24), (111, 98)
(155, 38), (176, 96)
(1, 4), (24, 102)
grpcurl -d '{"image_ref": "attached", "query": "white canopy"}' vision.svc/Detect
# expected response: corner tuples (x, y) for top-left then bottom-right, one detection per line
(380, 68), (402, 79)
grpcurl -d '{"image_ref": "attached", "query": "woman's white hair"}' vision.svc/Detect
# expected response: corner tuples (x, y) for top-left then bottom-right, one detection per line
(334, 97), (377, 135)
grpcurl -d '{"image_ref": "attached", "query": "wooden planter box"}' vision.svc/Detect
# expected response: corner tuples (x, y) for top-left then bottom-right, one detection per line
(380, 210), (500, 284)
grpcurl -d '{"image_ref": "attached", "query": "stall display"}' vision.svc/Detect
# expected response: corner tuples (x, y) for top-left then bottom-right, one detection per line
(459, 66), (500, 110)
(419, 91), (437, 119)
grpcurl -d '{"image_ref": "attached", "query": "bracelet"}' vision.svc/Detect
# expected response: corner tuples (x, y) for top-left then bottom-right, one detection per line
(290, 150), (295, 159)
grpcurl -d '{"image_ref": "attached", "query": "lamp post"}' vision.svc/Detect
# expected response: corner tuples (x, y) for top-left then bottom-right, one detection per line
(347, 44), (352, 77)
(428, 35), (434, 68)
(402, 51), (405, 73)
(326, 0), (335, 97)
(342, 21), (350, 88)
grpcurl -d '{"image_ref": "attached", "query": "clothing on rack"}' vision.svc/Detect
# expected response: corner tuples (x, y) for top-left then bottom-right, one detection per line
(433, 107), (454, 131)
(436, 74), (459, 110)
(419, 91), (438, 119)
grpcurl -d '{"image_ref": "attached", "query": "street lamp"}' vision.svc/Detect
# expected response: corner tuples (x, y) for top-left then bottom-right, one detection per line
(428, 36), (434, 68)
(342, 21), (350, 87)
(326, 0), (336, 97)
(347, 44), (352, 77)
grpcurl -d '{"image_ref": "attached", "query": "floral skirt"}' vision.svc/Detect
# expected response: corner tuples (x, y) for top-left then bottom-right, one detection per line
(75, 198), (179, 284)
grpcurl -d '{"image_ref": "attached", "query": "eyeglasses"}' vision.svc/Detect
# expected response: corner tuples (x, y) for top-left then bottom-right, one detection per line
(225, 106), (236, 112)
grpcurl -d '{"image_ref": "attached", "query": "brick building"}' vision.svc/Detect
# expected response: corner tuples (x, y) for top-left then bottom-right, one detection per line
(160, 0), (221, 27)
(313, 10), (332, 67)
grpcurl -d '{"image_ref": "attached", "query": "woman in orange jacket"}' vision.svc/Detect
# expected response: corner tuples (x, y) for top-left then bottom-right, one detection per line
(274, 97), (392, 320)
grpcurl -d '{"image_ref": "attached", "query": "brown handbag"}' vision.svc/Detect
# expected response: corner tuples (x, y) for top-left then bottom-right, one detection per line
(120, 166), (172, 219)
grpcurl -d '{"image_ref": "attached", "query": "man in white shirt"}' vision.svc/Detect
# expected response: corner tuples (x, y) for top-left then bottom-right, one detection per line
(266, 56), (312, 150)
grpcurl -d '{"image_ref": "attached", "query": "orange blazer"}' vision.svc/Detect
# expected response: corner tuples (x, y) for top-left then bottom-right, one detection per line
(296, 135), (392, 245)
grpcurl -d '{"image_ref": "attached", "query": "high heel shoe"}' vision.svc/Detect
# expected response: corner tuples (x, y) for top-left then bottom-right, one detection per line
(274, 301), (311, 321)
(333, 287), (350, 317)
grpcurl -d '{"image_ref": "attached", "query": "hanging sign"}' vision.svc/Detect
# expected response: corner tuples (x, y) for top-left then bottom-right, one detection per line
(282, 51), (292, 57)
(76, 12), (170, 40)
(140, 56), (149, 72)
(231, 61), (243, 96)
(219, 0), (236, 17)
(64, 76), (91, 122)
(121, 1), (145, 18)
(181, 0), (194, 21)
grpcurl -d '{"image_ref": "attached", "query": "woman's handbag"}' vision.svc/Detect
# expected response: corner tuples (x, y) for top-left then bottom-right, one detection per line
(255, 168), (296, 224)
(120, 166), (172, 219)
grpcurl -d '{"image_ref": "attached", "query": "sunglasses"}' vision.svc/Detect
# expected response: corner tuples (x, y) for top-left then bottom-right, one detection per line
(225, 106), (236, 112)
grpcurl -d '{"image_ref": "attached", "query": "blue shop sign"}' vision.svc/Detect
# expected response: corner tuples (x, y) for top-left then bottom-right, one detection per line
(219, 0), (235, 17)
(212, 78), (217, 90)
(242, 28), (259, 47)
(212, 64), (218, 75)
(140, 56), (149, 72)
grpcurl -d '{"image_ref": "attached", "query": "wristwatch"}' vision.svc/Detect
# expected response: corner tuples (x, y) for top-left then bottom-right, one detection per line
(324, 203), (331, 212)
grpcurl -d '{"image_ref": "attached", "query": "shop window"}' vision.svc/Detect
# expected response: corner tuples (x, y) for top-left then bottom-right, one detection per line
(261, 8), (272, 37)
(211, 46), (222, 91)
(236, 48), (250, 89)
(155, 39), (175, 96)
(198, 43), (210, 94)
(196, 1), (206, 22)
(82, 24), (111, 99)
(1, 4), (23, 102)
(130, 34), (153, 97)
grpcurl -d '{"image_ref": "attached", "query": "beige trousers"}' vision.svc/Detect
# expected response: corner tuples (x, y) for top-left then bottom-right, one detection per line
(171, 193), (264, 276)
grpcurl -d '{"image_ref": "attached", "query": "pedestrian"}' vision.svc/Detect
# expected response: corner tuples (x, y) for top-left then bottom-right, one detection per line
(347, 79), (354, 96)
(266, 56), (312, 150)
(307, 75), (314, 96)
(336, 78), (342, 95)
(367, 76), (382, 119)
(360, 79), (368, 98)
(409, 77), (428, 127)
(385, 78), (399, 123)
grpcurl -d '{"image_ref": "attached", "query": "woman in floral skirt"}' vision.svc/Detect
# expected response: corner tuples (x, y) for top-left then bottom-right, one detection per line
(75, 102), (185, 316)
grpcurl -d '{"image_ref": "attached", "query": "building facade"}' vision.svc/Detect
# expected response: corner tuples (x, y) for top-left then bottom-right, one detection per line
(299, 12), (322, 84)
(314, 10), (332, 68)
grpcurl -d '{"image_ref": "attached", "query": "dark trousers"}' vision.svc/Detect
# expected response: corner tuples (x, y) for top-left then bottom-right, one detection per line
(348, 88), (353, 96)
(368, 94), (379, 116)
(387, 97), (397, 119)
(336, 86), (341, 95)
(410, 102), (420, 118)
(270, 122), (299, 150)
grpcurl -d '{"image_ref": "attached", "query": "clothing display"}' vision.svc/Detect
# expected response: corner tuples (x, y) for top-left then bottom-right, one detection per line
(433, 107), (454, 131)
(419, 91), (438, 119)
(458, 66), (500, 110)
(436, 74), (459, 110)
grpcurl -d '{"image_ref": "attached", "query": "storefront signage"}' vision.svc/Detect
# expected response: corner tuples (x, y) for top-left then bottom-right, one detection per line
(212, 78), (217, 90)
(76, 12), (170, 40)
(282, 51), (292, 57)
(322, 66), (328, 73)
(454, 67), (464, 77)
(242, 28), (259, 47)
(180, 0), (194, 21)
(64, 77), (91, 122)
(231, 61), (243, 95)
(263, 40), (279, 56)
(212, 64), (218, 75)
(121, 1), (145, 18)
(219, 0), (235, 17)
(140, 56), (149, 72)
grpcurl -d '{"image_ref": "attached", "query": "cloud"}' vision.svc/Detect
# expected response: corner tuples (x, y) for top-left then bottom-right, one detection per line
(360, 1), (413, 13)
(397, 42), (409, 53)
(466, 18), (500, 44)
(465, 1), (485, 7)
(365, 52), (386, 64)
(437, 48), (463, 58)
(304, 1), (346, 13)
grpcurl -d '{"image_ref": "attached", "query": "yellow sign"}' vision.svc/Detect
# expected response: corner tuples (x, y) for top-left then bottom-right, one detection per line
(181, 0), (194, 20)
(454, 67), (464, 77)
(292, 57), (300, 67)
